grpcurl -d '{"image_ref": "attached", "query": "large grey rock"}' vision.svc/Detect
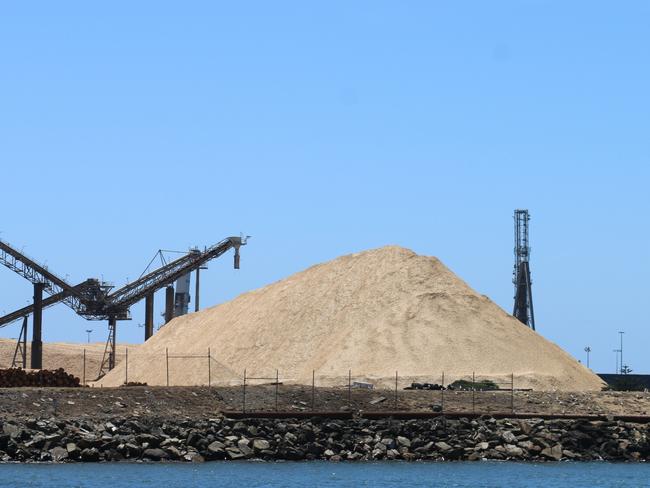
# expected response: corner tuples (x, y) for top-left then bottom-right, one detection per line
(184, 451), (205, 463)
(501, 431), (517, 444)
(386, 449), (400, 459)
(371, 448), (384, 458)
(380, 438), (395, 448)
(373, 442), (387, 452)
(165, 446), (182, 460)
(143, 448), (169, 460)
(475, 442), (489, 451)
(226, 447), (246, 460)
(49, 446), (69, 462)
(253, 439), (271, 451)
(80, 448), (100, 462)
(397, 436), (411, 448)
(505, 444), (523, 457)
(137, 433), (161, 448)
(3, 424), (22, 439)
(207, 440), (225, 454)
(541, 444), (563, 461)
(66, 442), (81, 459)
(435, 441), (452, 452)
(517, 420), (532, 435)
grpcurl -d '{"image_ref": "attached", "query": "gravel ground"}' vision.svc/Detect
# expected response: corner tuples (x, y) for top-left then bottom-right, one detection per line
(0, 386), (649, 421)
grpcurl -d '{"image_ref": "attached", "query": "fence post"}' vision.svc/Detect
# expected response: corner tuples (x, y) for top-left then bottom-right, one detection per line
(311, 370), (315, 411)
(208, 348), (211, 387)
(472, 372), (475, 414)
(275, 369), (279, 412)
(83, 349), (86, 386)
(125, 347), (128, 385)
(348, 370), (351, 410)
(243, 369), (247, 413)
(441, 371), (445, 413)
(394, 371), (398, 410)
(511, 372), (514, 414)
(165, 348), (169, 387)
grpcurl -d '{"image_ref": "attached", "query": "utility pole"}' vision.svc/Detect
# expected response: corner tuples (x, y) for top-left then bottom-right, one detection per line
(584, 346), (591, 369)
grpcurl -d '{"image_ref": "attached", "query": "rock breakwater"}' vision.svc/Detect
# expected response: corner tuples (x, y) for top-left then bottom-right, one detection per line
(1, 415), (650, 463)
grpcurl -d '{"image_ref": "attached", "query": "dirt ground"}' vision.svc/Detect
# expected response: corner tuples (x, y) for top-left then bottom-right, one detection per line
(0, 385), (649, 421)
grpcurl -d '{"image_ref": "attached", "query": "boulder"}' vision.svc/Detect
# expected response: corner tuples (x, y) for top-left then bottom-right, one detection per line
(504, 444), (523, 457)
(207, 441), (225, 454)
(184, 451), (205, 463)
(80, 448), (100, 462)
(397, 436), (411, 448)
(49, 446), (69, 462)
(435, 441), (452, 452)
(66, 443), (81, 459)
(226, 448), (246, 460)
(143, 448), (169, 460)
(475, 442), (489, 451)
(501, 431), (517, 444)
(253, 439), (271, 451)
(541, 443), (563, 461)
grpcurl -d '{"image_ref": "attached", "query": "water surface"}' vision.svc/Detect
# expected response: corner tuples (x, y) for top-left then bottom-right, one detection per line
(1, 461), (648, 487)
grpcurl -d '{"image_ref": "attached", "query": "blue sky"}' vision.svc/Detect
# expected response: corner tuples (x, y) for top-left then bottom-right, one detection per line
(1, 2), (648, 374)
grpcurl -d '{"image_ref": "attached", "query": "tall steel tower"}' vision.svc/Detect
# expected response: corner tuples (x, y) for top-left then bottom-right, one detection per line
(513, 209), (536, 330)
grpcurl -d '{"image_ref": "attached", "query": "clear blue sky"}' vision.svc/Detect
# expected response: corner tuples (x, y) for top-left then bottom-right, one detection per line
(1, 2), (648, 374)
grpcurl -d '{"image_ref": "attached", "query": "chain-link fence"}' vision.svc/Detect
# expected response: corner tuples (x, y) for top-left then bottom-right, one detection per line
(236, 368), (518, 415)
(71, 349), (524, 415)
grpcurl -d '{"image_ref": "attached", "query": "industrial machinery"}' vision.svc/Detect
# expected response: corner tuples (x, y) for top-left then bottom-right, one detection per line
(512, 209), (535, 330)
(173, 272), (192, 317)
(0, 236), (248, 375)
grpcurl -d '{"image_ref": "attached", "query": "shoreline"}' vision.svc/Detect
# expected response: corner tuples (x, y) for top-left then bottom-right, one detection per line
(1, 415), (649, 463)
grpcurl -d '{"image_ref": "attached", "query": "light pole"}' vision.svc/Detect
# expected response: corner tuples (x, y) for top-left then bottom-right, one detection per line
(584, 346), (591, 369)
(618, 331), (624, 375)
(86, 329), (92, 343)
(613, 349), (621, 374)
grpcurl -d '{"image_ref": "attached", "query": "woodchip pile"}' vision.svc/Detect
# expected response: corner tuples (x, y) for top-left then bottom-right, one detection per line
(94, 246), (604, 390)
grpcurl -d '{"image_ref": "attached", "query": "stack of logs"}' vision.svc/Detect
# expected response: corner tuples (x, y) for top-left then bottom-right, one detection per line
(0, 368), (81, 387)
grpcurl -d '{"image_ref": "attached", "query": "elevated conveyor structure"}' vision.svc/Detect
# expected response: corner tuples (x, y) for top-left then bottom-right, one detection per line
(94, 236), (247, 378)
(0, 239), (105, 368)
(0, 236), (247, 376)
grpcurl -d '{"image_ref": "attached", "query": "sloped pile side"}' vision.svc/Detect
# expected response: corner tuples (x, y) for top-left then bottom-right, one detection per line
(99, 246), (604, 391)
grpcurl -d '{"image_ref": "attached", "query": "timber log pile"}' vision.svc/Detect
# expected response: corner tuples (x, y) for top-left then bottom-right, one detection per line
(0, 368), (80, 388)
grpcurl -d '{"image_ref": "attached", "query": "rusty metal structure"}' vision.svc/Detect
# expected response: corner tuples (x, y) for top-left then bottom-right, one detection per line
(0, 236), (248, 375)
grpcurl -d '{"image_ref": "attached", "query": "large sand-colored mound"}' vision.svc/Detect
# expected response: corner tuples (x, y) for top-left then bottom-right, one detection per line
(99, 246), (605, 391)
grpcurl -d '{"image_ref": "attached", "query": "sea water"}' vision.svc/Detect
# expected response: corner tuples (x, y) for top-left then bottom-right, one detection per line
(0, 461), (648, 487)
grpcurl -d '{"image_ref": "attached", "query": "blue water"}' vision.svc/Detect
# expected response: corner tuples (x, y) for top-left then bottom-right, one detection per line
(0, 462), (648, 487)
